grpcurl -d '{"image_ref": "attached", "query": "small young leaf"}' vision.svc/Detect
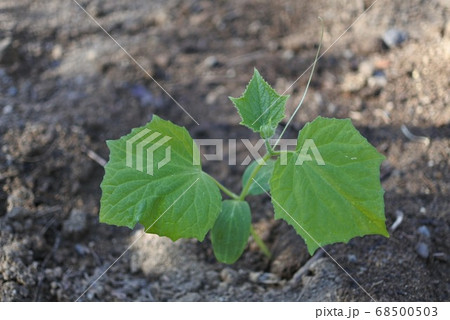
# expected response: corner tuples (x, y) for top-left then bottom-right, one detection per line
(100, 115), (222, 241)
(270, 116), (389, 254)
(211, 200), (251, 264)
(230, 69), (289, 138)
(242, 159), (276, 196)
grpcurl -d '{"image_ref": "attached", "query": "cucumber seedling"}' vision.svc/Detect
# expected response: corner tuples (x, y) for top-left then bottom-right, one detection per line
(99, 46), (388, 264)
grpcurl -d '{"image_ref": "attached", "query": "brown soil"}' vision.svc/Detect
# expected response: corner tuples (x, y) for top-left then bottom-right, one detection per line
(0, 0), (449, 301)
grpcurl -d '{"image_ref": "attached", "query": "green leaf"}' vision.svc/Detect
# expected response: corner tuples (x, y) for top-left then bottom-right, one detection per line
(230, 68), (289, 138)
(270, 116), (389, 254)
(242, 159), (276, 196)
(100, 115), (222, 241)
(211, 200), (251, 264)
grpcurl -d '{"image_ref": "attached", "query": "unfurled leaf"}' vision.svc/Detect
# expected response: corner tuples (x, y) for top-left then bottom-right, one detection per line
(211, 200), (251, 264)
(242, 159), (276, 196)
(100, 115), (222, 241)
(270, 116), (389, 254)
(230, 69), (289, 138)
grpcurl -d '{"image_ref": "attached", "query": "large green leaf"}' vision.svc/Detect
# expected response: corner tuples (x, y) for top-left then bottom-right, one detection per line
(100, 115), (222, 241)
(229, 68), (289, 138)
(270, 116), (389, 254)
(242, 159), (276, 196)
(211, 200), (251, 264)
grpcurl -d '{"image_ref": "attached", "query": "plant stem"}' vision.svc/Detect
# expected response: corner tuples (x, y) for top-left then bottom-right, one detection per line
(213, 178), (240, 200)
(264, 138), (275, 155)
(239, 153), (272, 201)
(250, 225), (271, 259)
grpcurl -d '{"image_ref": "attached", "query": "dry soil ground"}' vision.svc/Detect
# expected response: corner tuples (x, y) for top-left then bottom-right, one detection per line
(0, 0), (449, 301)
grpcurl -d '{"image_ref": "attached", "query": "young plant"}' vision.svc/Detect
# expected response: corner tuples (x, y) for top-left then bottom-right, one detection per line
(99, 68), (388, 264)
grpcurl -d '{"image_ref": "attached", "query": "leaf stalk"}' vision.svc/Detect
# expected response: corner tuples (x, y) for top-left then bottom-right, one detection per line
(250, 225), (272, 259)
(239, 152), (272, 201)
(213, 178), (240, 200)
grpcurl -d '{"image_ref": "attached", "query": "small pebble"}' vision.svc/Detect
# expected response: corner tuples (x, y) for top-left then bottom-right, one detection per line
(62, 209), (88, 237)
(226, 68), (236, 78)
(74, 243), (90, 256)
(390, 210), (404, 231)
(382, 29), (408, 48)
(248, 20), (262, 34)
(51, 44), (63, 60)
(359, 60), (374, 77)
(281, 50), (294, 60)
(417, 225), (431, 238)
(368, 73), (387, 88)
(3, 104), (13, 114)
(203, 55), (219, 68)
(249, 272), (280, 284)
(415, 242), (429, 259)
(341, 73), (366, 92)
(220, 267), (238, 285)
(432, 252), (447, 262)
(343, 49), (354, 59)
